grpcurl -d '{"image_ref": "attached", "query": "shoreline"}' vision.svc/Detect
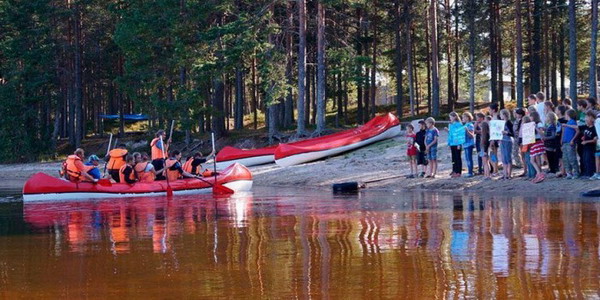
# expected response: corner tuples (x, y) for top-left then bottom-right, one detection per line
(1, 130), (599, 199)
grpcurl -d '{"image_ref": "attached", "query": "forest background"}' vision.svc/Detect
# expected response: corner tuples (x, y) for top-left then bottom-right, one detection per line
(0, 0), (597, 163)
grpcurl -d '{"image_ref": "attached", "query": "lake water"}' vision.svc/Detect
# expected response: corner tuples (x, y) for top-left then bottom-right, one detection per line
(1, 187), (600, 299)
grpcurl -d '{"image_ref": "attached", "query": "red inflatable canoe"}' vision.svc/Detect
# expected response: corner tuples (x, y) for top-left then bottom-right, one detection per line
(22, 163), (253, 201)
(274, 113), (401, 167)
(215, 145), (278, 169)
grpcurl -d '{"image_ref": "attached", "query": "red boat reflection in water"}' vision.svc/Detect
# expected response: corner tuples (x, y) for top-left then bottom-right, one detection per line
(6, 190), (600, 298)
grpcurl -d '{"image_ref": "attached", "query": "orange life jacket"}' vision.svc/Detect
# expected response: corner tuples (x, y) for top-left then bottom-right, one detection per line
(65, 155), (86, 182)
(107, 148), (128, 170)
(134, 161), (155, 183)
(119, 164), (136, 184)
(165, 158), (182, 182)
(150, 138), (167, 161)
(182, 158), (195, 174)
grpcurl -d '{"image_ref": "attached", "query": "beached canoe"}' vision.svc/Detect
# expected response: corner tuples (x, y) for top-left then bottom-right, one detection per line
(215, 145), (278, 169)
(22, 163), (253, 201)
(274, 113), (401, 167)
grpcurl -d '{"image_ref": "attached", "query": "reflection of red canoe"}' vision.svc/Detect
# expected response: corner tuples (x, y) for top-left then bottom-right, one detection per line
(275, 113), (401, 167)
(215, 145), (278, 169)
(22, 163), (253, 201)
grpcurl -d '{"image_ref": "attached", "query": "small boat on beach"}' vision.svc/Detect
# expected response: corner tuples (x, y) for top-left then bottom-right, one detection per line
(22, 163), (253, 202)
(274, 113), (401, 167)
(215, 146), (278, 169)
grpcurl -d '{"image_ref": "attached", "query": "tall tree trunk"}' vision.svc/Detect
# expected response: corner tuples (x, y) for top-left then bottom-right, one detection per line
(430, 0), (440, 116)
(252, 55), (258, 129)
(590, 0), (598, 98)
(212, 75), (226, 138)
(370, 10), (378, 119)
(297, 0), (307, 134)
(489, 0), (498, 104)
(284, 0), (294, 129)
(516, 0), (524, 107)
(560, 28), (566, 100)
(531, 0), (542, 93)
(305, 62), (311, 126)
(445, 0), (453, 111)
(468, 0), (476, 112)
(234, 66), (244, 130)
(336, 73), (343, 127)
(569, 0), (577, 101)
(552, 32), (558, 103)
(73, 1), (83, 146)
(496, 0), (504, 108)
(315, 0), (326, 134)
(356, 7), (364, 124)
(454, 0), (459, 103)
(394, 0), (404, 118)
(405, 0), (416, 116)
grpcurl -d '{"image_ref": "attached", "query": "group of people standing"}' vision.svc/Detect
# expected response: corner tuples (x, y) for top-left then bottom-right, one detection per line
(62, 130), (214, 184)
(405, 92), (600, 184)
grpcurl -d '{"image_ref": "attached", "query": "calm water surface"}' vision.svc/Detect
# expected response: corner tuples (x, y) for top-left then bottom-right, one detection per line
(1, 187), (600, 299)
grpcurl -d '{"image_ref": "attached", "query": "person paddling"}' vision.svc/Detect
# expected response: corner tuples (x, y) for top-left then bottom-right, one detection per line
(118, 155), (138, 184)
(105, 144), (128, 182)
(182, 150), (215, 176)
(133, 152), (158, 183)
(150, 130), (170, 180)
(64, 148), (97, 183)
(164, 150), (202, 181)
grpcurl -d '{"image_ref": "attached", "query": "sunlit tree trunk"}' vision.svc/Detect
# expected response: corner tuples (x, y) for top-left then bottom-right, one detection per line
(569, 0), (577, 101)
(590, 0), (598, 98)
(430, 0), (440, 116)
(405, 0), (416, 116)
(315, 0), (326, 134)
(394, 0), (404, 119)
(516, 0), (524, 107)
(297, 0), (307, 135)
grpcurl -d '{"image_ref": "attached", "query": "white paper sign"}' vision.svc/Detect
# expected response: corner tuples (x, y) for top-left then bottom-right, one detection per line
(521, 122), (536, 145)
(490, 120), (506, 141)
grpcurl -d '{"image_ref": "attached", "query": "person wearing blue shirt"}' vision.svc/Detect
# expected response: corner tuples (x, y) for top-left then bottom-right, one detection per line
(462, 112), (476, 177)
(425, 117), (439, 178)
(561, 109), (580, 179)
(84, 155), (102, 180)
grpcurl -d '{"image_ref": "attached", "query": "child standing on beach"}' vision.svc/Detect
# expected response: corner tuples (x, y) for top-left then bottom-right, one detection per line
(480, 119), (491, 180)
(462, 112), (475, 177)
(499, 109), (514, 179)
(415, 120), (428, 177)
(513, 108), (526, 175)
(581, 111), (598, 178)
(448, 112), (463, 178)
(530, 111), (546, 183)
(474, 113), (485, 175)
(561, 109), (580, 179)
(405, 124), (418, 178)
(542, 112), (560, 174)
(425, 117), (439, 178)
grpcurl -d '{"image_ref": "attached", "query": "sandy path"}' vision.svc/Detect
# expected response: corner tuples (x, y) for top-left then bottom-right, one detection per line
(2, 130), (598, 197)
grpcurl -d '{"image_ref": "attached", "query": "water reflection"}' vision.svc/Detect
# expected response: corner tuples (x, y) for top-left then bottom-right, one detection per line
(0, 190), (599, 298)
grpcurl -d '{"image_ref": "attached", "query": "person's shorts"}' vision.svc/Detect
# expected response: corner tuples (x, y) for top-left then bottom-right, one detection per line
(427, 147), (438, 160)
(417, 151), (428, 165)
(530, 140), (545, 157)
(490, 153), (498, 163)
(479, 150), (488, 158)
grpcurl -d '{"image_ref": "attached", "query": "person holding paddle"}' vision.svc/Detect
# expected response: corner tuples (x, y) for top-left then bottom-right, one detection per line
(164, 150), (202, 181)
(150, 130), (171, 180)
(105, 144), (128, 182)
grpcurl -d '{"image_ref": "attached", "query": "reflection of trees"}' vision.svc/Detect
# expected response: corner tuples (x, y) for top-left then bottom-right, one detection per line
(15, 193), (600, 298)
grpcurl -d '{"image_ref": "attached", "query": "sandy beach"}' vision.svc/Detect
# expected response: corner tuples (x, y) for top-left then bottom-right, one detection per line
(1, 130), (598, 197)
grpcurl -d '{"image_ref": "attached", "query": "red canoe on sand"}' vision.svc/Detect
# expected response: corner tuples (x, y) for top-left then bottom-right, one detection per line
(215, 145), (278, 169)
(22, 163), (253, 202)
(274, 113), (401, 167)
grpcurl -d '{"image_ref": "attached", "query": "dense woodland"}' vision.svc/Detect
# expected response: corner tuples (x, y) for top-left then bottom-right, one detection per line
(0, 0), (598, 162)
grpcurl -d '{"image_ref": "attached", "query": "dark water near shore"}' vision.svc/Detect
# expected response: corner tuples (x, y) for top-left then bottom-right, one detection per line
(1, 188), (600, 299)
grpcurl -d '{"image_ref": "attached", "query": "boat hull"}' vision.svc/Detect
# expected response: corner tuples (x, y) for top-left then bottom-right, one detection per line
(215, 146), (277, 169)
(275, 113), (401, 167)
(23, 163), (252, 202)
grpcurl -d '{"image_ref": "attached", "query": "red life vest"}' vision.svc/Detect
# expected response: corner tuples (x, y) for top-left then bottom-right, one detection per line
(107, 149), (128, 170)
(150, 138), (167, 161)
(165, 158), (182, 182)
(119, 164), (136, 183)
(64, 155), (85, 182)
(134, 162), (155, 183)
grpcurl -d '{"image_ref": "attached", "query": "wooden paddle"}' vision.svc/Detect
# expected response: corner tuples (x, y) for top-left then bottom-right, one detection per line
(161, 136), (174, 197)
(211, 132), (234, 195)
(102, 133), (113, 177)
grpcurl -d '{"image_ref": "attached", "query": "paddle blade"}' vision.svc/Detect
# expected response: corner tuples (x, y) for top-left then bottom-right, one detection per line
(166, 185), (174, 197)
(97, 179), (112, 187)
(213, 183), (234, 195)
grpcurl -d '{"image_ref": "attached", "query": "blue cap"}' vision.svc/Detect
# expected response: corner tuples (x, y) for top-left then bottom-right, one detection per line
(88, 155), (100, 162)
